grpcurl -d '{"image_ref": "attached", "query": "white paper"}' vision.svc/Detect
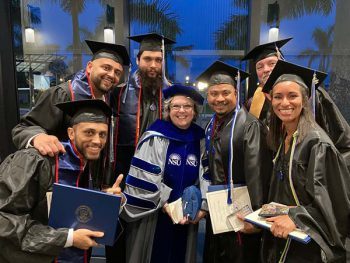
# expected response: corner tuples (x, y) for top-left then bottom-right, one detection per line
(227, 205), (253, 231)
(206, 186), (252, 234)
(168, 198), (184, 224)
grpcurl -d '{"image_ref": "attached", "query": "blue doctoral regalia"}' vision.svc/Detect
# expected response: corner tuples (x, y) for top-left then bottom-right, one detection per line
(122, 119), (209, 263)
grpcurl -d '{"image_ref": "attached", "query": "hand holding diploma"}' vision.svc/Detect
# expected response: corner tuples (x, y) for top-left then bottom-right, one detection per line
(73, 229), (104, 250)
(266, 215), (296, 239)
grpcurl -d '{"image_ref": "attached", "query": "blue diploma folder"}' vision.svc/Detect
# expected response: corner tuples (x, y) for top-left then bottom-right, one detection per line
(48, 183), (121, 246)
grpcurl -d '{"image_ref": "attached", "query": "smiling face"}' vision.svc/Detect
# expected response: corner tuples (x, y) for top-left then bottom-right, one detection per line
(271, 81), (304, 130)
(256, 56), (278, 86)
(207, 83), (237, 118)
(68, 122), (108, 160)
(86, 57), (124, 98)
(169, 95), (195, 130)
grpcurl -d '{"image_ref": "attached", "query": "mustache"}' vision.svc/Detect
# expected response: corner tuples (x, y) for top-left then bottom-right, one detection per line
(214, 102), (227, 106)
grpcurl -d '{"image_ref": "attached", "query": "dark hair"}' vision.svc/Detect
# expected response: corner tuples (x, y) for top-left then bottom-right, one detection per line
(137, 50), (163, 60)
(136, 51), (143, 60)
(267, 80), (315, 151)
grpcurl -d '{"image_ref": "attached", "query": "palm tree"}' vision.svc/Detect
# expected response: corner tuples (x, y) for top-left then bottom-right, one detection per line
(276, 0), (349, 121)
(278, 0), (334, 19)
(297, 25), (333, 72)
(129, 0), (181, 41)
(129, 0), (185, 74)
(214, 15), (249, 52)
(214, 0), (249, 53)
(52, 0), (86, 72)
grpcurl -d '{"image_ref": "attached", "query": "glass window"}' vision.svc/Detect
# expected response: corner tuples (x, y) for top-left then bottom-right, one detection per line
(257, 0), (349, 122)
(11, 0), (349, 123)
(13, 0), (126, 114)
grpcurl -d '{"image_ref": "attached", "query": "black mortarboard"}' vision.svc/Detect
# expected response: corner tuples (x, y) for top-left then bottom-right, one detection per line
(196, 60), (250, 87)
(56, 99), (112, 125)
(128, 33), (175, 52)
(262, 60), (327, 96)
(85, 40), (130, 66)
(242, 37), (292, 62)
(163, 84), (204, 105)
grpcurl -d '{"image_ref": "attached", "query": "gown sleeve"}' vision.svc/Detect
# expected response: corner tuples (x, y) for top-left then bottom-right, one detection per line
(288, 141), (350, 262)
(243, 120), (273, 210)
(121, 134), (172, 221)
(0, 149), (68, 256)
(316, 87), (350, 169)
(199, 138), (210, 211)
(12, 85), (71, 149)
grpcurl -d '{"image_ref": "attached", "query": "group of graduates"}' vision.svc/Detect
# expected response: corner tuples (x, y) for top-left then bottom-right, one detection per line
(0, 31), (349, 263)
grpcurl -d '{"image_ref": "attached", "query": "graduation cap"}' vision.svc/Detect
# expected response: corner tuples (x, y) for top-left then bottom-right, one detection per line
(196, 60), (250, 87)
(262, 60), (327, 116)
(85, 40), (130, 66)
(128, 33), (175, 52)
(56, 99), (112, 125)
(241, 37), (292, 62)
(163, 84), (204, 105)
(262, 60), (327, 94)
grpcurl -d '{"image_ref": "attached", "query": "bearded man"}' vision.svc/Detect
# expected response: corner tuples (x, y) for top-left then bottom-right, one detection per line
(108, 33), (175, 186)
(107, 33), (175, 263)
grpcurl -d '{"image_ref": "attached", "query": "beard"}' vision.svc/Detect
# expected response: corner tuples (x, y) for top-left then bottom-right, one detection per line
(75, 141), (101, 161)
(90, 74), (114, 96)
(138, 69), (163, 98)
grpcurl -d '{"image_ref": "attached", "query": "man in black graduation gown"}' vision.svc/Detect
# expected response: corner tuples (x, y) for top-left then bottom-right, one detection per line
(196, 61), (272, 263)
(242, 38), (291, 126)
(106, 33), (175, 263)
(0, 100), (122, 263)
(242, 38), (350, 170)
(109, 33), (175, 186)
(11, 40), (130, 188)
(12, 40), (130, 154)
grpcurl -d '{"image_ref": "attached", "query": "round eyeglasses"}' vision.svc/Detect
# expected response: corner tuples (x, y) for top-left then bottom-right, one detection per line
(170, 104), (193, 111)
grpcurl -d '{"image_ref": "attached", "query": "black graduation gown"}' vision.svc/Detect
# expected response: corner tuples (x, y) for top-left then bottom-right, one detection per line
(106, 71), (163, 263)
(0, 148), (67, 263)
(12, 83), (71, 149)
(108, 70), (162, 187)
(315, 87), (350, 170)
(262, 124), (350, 263)
(204, 108), (273, 263)
(11, 81), (109, 189)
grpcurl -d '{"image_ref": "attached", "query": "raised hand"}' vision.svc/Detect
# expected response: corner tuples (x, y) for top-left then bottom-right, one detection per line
(104, 174), (123, 195)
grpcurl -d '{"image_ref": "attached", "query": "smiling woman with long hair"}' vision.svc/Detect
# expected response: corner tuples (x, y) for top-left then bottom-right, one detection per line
(261, 60), (350, 263)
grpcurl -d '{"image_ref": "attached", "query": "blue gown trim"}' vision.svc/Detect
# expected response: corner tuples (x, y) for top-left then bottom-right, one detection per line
(202, 171), (210, 181)
(124, 192), (157, 210)
(70, 69), (93, 100)
(57, 141), (86, 263)
(131, 157), (162, 175)
(126, 174), (159, 193)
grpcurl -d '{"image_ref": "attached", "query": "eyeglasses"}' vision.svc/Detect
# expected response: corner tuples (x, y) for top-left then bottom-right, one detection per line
(170, 104), (193, 111)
